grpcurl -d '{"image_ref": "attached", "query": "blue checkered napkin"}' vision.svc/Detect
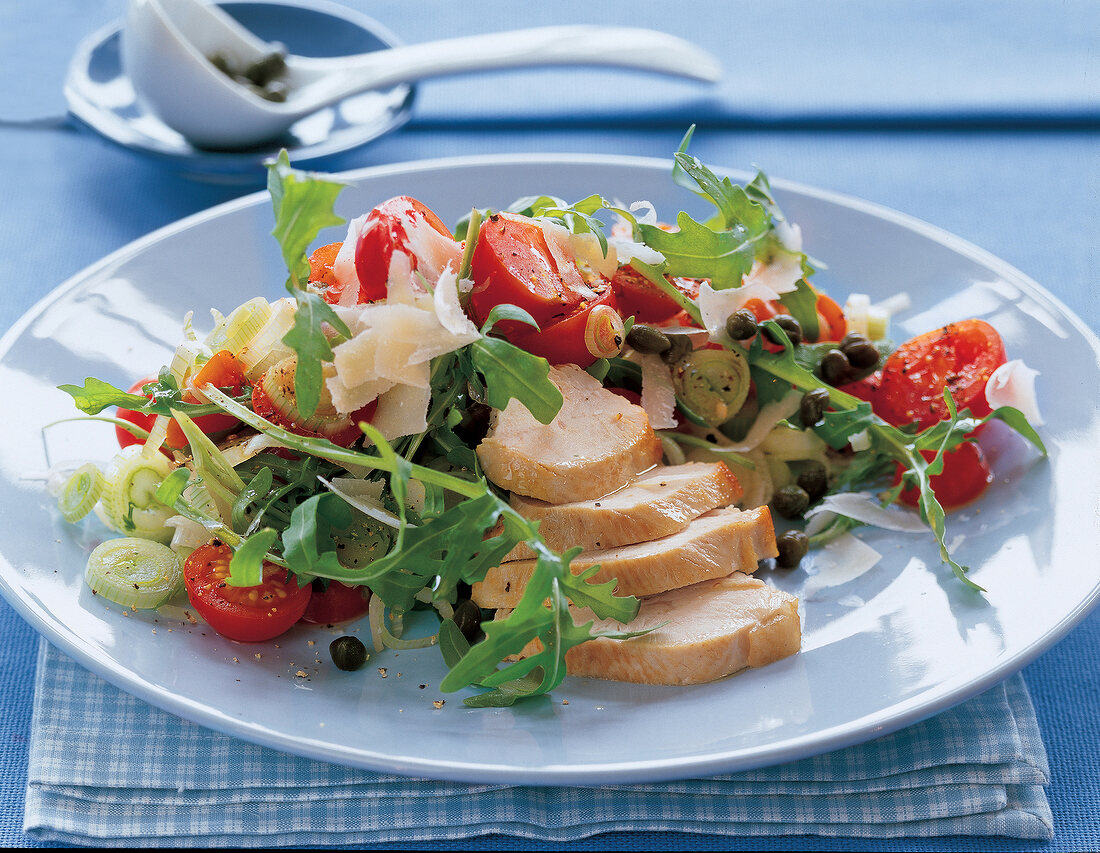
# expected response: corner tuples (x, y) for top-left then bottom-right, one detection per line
(24, 640), (1051, 846)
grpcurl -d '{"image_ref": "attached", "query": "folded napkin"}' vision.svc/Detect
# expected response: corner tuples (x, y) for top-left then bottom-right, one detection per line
(24, 640), (1051, 846)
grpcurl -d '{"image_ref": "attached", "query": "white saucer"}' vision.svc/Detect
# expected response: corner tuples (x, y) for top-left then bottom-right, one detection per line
(63, 0), (416, 184)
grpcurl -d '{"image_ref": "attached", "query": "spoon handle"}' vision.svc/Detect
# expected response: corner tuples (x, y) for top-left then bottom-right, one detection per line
(292, 26), (722, 95)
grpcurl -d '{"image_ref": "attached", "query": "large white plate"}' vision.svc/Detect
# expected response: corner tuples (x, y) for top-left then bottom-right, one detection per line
(1, 154), (1098, 784)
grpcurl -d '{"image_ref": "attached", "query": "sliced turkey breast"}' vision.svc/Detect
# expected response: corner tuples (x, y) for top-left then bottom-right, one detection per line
(502, 573), (800, 685)
(473, 505), (777, 609)
(475, 364), (663, 504)
(503, 461), (743, 561)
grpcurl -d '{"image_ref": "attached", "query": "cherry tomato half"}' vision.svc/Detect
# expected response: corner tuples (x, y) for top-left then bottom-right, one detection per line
(469, 212), (595, 335)
(115, 378), (158, 450)
(300, 580), (371, 625)
(164, 350), (247, 449)
(893, 442), (993, 510)
(184, 542), (312, 642)
(308, 241), (342, 291)
(610, 265), (700, 324)
(351, 196), (457, 304)
(814, 292), (848, 343)
(874, 319), (1007, 430)
(507, 286), (620, 368)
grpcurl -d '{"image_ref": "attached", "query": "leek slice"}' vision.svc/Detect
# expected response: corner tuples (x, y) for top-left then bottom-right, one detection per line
(99, 446), (176, 544)
(85, 537), (182, 609)
(206, 297), (273, 355)
(57, 463), (104, 523)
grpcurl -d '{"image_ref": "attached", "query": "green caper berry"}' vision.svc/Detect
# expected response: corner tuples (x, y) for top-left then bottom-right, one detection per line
(724, 308), (758, 340)
(245, 49), (288, 86)
(799, 387), (831, 426)
(776, 529), (810, 568)
(765, 314), (803, 347)
(772, 484), (810, 519)
(796, 461), (829, 501)
(661, 333), (693, 365)
(207, 52), (233, 76)
(329, 635), (368, 672)
(626, 323), (671, 354)
(843, 339), (881, 370)
(819, 348), (851, 385)
(452, 598), (484, 643)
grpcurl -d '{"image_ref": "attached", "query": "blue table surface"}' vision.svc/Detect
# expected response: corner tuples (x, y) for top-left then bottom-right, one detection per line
(1, 0), (1097, 848)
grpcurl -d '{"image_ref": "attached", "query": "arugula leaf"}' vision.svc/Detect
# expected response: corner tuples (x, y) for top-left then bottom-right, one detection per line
(480, 303), (540, 335)
(468, 338), (563, 425)
(776, 276), (821, 341)
(57, 376), (240, 418)
(228, 528), (278, 588)
(265, 152), (352, 419)
(673, 153), (772, 239)
(639, 211), (760, 287)
(281, 492), (353, 579)
(266, 150), (345, 290)
(281, 289), (351, 419)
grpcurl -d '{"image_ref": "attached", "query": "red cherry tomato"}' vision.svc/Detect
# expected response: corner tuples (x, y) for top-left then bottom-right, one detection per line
(164, 350), (247, 449)
(115, 378), (158, 450)
(506, 287), (620, 368)
(184, 543), (312, 642)
(350, 196), (456, 304)
(874, 319), (1007, 430)
(308, 241), (342, 292)
(893, 442), (993, 510)
(300, 580), (371, 625)
(610, 265), (700, 324)
(469, 212), (595, 335)
(814, 292), (847, 343)
(836, 370), (883, 405)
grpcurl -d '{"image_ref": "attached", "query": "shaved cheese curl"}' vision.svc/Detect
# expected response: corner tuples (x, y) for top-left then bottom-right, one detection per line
(986, 359), (1044, 426)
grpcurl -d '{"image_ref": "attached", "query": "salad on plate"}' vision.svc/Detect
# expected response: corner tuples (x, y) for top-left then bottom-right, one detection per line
(52, 134), (1046, 707)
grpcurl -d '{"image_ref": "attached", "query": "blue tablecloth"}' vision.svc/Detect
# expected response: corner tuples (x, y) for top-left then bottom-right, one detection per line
(1, 0), (1097, 848)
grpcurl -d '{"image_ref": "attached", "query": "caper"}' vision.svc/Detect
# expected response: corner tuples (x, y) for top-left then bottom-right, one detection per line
(799, 387), (831, 426)
(661, 333), (693, 364)
(452, 598), (484, 643)
(764, 314), (802, 347)
(796, 461), (829, 501)
(329, 635), (368, 672)
(626, 323), (671, 354)
(724, 308), (758, 341)
(244, 47), (288, 86)
(772, 484), (810, 519)
(819, 348), (851, 385)
(207, 52), (233, 76)
(843, 339), (881, 370)
(775, 530), (810, 568)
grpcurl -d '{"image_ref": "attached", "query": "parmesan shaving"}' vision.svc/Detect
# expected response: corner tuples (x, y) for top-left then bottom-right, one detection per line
(804, 491), (929, 533)
(332, 215), (368, 306)
(371, 381), (432, 440)
(723, 391), (803, 452)
(635, 352), (677, 429)
(986, 359), (1044, 425)
(539, 219), (598, 298)
(319, 476), (406, 529)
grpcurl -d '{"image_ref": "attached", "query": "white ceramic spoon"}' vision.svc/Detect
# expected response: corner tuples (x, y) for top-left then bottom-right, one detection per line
(122, 0), (723, 150)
